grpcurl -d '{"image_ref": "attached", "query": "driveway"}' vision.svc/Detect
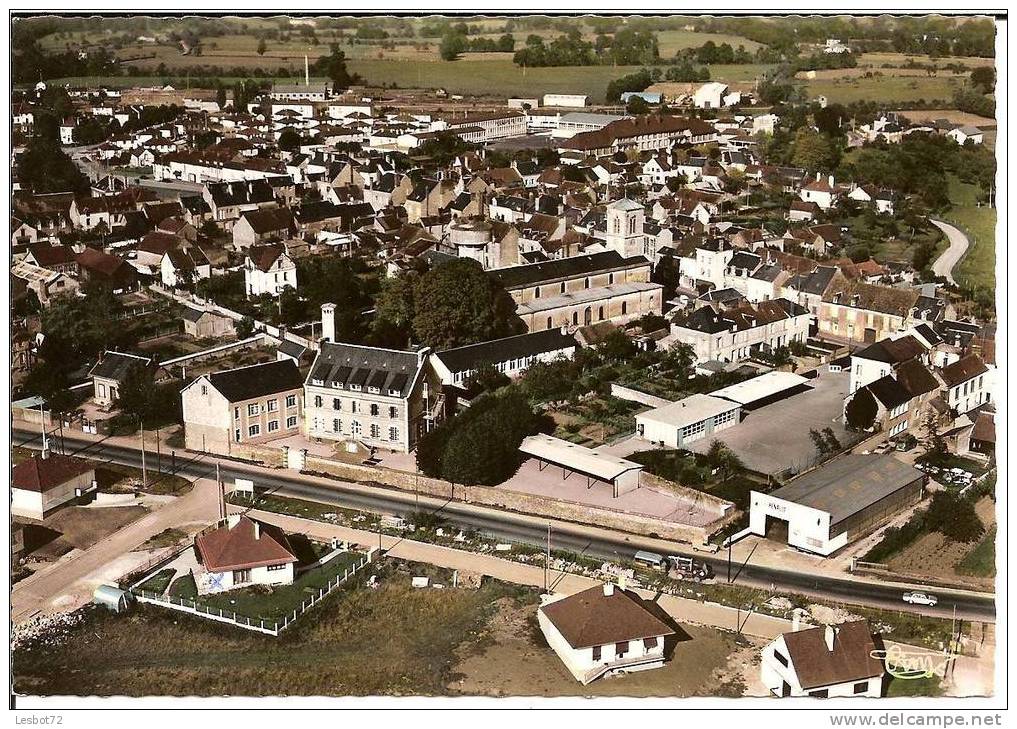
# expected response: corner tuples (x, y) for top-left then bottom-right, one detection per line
(930, 219), (971, 285)
(12, 479), (218, 623)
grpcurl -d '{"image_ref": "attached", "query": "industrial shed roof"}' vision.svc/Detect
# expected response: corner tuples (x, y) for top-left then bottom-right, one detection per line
(709, 370), (809, 407)
(520, 434), (643, 484)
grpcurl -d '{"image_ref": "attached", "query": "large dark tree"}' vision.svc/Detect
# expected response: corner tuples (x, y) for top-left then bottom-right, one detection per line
(845, 389), (878, 431)
(409, 259), (523, 350)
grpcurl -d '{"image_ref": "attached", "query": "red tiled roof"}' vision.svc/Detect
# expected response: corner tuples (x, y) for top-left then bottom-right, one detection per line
(13, 453), (95, 493)
(195, 516), (297, 572)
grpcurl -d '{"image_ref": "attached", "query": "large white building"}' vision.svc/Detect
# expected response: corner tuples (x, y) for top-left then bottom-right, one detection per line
(635, 394), (741, 449)
(304, 313), (437, 453)
(671, 298), (810, 364)
(748, 454), (925, 556)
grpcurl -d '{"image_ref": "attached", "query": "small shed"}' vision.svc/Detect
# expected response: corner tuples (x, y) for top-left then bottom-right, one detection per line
(93, 584), (131, 613)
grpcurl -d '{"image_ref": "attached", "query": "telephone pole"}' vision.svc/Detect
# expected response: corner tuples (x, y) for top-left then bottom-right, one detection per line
(140, 419), (148, 489)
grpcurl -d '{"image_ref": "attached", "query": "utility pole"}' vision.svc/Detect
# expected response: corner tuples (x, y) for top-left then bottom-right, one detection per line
(140, 419), (148, 489)
(727, 539), (732, 584)
(544, 522), (551, 593)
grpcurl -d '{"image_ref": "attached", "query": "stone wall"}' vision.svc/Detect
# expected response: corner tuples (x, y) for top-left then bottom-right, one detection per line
(303, 454), (711, 544)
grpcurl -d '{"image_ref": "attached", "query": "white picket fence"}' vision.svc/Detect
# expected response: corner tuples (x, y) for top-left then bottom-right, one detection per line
(132, 550), (374, 636)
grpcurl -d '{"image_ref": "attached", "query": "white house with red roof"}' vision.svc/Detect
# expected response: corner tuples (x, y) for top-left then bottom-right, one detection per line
(194, 514), (298, 594)
(799, 174), (841, 210)
(12, 451), (97, 520)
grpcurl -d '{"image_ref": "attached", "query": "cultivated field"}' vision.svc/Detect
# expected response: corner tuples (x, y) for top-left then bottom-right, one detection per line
(802, 75), (963, 104)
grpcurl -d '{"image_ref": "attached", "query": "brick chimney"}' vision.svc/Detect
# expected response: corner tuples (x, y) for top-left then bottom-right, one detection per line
(602, 582), (614, 597)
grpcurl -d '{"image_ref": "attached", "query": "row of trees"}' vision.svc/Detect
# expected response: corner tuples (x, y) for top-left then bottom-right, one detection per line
(439, 31), (514, 61)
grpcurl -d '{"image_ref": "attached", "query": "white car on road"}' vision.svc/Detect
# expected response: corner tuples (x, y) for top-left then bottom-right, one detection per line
(903, 591), (938, 607)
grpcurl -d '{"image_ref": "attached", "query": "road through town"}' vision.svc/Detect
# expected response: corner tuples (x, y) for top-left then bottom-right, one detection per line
(14, 428), (996, 622)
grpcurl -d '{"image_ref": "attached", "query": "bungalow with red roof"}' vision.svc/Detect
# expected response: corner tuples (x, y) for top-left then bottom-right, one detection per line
(12, 452), (97, 520)
(244, 244), (297, 298)
(194, 514), (298, 594)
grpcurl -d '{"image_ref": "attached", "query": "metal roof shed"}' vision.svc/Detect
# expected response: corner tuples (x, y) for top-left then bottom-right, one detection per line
(709, 371), (810, 408)
(93, 584), (131, 613)
(519, 434), (643, 497)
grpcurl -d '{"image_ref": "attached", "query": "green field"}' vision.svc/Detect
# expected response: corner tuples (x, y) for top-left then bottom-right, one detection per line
(956, 527), (996, 577)
(946, 176), (997, 291)
(886, 675), (945, 697)
(802, 74), (963, 104)
(655, 29), (763, 55)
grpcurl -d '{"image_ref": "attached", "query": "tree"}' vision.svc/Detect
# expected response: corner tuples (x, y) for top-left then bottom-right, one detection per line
(519, 357), (579, 404)
(821, 427), (842, 453)
(790, 127), (837, 172)
(920, 411), (948, 468)
(439, 31), (468, 61)
(845, 389), (878, 431)
(257, 38), (267, 55)
(216, 84), (227, 110)
(969, 66), (995, 94)
(410, 259), (523, 349)
(810, 428), (830, 456)
(278, 128), (302, 152)
(463, 363), (510, 397)
(372, 270), (417, 347)
(117, 363), (159, 422)
(926, 491), (984, 543)
(236, 316), (256, 339)
(625, 95), (651, 115)
(599, 330), (637, 362)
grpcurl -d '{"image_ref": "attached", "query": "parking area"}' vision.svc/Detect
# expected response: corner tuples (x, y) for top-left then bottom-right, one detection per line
(688, 369), (852, 477)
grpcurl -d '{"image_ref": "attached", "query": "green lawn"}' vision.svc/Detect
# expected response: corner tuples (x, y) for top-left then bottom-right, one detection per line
(137, 568), (175, 595)
(886, 674), (945, 697)
(166, 551), (366, 622)
(802, 75), (961, 104)
(956, 527), (996, 577)
(946, 176), (997, 291)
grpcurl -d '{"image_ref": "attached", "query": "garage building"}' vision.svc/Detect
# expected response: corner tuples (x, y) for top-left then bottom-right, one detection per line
(634, 394), (741, 448)
(748, 454), (925, 556)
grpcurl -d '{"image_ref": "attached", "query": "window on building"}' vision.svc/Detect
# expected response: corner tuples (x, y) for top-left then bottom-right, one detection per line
(267, 399), (277, 412)
(572, 311), (578, 325)
(333, 397), (342, 411)
(248, 403), (259, 417)
(314, 395), (323, 408)
(201, 384), (208, 396)
(546, 316), (553, 329)
(286, 416), (298, 428)
(352, 420), (361, 436)
(333, 418), (340, 433)
(615, 641), (629, 658)
(234, 407), (240, 419)
(584, 277), (590, 289)
(534, 286), (540, 298)
(268, 420), (279, 432)
(248, 424), (260, 437)
(233, 569), (251, 584)
(560, 281), (566, 294)
(235, 429), (241, 442)
(621, 301), (627, 315)
(853, 681), (869, 695)
(389, 427), (399, 441)
(592, 645), (602, 661)
(608, 272), (614, 284)
(370, 424), (380, 438)
(389, 406), (398, 418)
(351, 401), (358, 413)
(370, 404), (379, 416)
(267, 564), (287, 572)
(774, 651), (789, 668)
(286, 394), (297, 408)
(808, 689), (829, 698)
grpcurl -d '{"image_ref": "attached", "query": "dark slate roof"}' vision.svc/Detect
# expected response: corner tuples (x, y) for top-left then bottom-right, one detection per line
(206, 360), (303, 402)
(181, 307), (207, 323)
(307, 342), (424, 398)
(768, 454), (924, 526)
(206, 179), (275, 207)
(865, 375), (911, 410)
(853, 335), (926, 365)
(787, 265), (837, 296)
(491, 251), (642, 290)
(435, 329), (576, 375)
(89, 351), (153, 381)
(727, 251), (761, 271)
(913, 323), (943, 347)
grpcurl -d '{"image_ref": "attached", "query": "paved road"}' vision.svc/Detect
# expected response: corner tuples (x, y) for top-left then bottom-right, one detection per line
(930, 219), (971, 285)
(12, 478), (218, 623)
(14, 429), (996, 622)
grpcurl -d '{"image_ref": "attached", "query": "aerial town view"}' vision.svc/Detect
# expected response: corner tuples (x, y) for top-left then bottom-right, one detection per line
(8, 9), (1003, 716)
